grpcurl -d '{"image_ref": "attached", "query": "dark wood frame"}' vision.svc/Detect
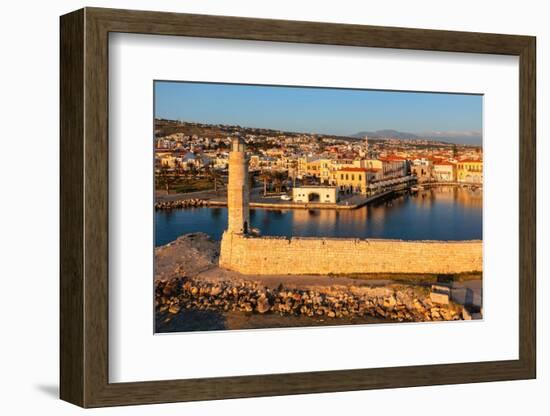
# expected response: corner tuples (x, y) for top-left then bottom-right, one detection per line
(60, 7), (536, 408)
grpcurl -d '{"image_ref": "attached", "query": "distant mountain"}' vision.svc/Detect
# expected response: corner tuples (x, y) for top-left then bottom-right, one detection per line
(351, 129), (481, 145)
(352, 129), (419, 140)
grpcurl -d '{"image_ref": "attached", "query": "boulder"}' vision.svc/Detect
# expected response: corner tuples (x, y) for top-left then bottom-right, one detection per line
(430, 291), (450, 305)
(168, 304), (181, 314)
(383, 295), (397, 308)
(210, 286), (222, 297)
(256, 296), (271, 314)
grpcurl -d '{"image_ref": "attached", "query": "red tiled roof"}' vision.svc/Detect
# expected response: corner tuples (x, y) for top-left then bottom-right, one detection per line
(379, 156), (407, 162)
(338, 167), (380, 172)
(458, 159), (482, 163)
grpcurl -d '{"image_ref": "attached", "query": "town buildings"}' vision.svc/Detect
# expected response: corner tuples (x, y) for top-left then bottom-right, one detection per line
(331, 167), (371, 194)
(432, 161), (456, 182)
(293, 186), (339, 203)
(457, 160), (483, 183)
(154, 119), (483, 196)
(411, 159), (433, 182)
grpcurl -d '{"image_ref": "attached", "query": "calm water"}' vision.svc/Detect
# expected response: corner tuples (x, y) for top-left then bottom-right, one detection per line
(155, 187), (482, 247)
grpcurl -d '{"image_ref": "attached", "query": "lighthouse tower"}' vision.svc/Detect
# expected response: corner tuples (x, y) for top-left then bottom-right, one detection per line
(226, 137), (250, 234)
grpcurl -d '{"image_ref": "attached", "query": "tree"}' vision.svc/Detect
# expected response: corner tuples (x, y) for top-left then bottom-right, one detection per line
(272, 171), (287, 193)
(156, 164), (177, 194)
(259, 171), (272, 196)
(288, 160), (298, 188)
(187, 162), (197, 177)
(205, 163), (224, 194)
(173, 159), (184, 176)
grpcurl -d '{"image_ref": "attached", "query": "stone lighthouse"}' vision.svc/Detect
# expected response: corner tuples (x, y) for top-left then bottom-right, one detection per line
(226, 136), (250, 235)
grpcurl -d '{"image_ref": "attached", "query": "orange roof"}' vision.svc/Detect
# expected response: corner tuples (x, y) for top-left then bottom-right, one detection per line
(338, 167), (380, 172)
(379, 156), (407, 162)
(458, 159), (482, 163)
(434, 161), (455, 166)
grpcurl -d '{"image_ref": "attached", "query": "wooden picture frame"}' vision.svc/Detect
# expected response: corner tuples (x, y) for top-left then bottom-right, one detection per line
(60, 7), (536, 408)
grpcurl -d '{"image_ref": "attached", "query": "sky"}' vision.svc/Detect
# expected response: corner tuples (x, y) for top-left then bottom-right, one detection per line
(154, 81), (482, 144)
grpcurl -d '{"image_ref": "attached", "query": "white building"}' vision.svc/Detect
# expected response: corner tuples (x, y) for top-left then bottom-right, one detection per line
(292, 186), (338, 203)
(432, 162), (456, 182)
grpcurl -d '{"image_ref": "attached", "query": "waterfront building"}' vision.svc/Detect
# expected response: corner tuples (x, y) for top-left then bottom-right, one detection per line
(331, 167), (372, 194)
(255, 155), (278, 170)
(378, 156), (409, 179)
(296, 156), (333, 182)
(354, 159), (383, 170)
(318, 158), (334, 184)
(457, 160), (483, 184)
(432, 161), (456, 182)
(296, 156), (311, 178)
(411, 159), (433, 182)
(275, 156), (296, 172)
(305, 157), (321, 178)
(292, 185), (338, 203)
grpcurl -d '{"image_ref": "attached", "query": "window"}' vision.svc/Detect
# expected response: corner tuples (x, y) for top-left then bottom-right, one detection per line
(358, 174), (362, 181)
(351, 174), (355, 180)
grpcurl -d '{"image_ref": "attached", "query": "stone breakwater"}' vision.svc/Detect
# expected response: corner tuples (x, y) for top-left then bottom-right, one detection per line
(156, 276), (464, 322)
(155, 198), (208, 210)
(220, 233), (483, 275)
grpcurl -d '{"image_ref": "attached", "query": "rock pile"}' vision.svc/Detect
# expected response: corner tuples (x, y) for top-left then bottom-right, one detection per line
(155, 276), (464, 322)
(155, 199), (209, 210)
(155, 233), (219, 282)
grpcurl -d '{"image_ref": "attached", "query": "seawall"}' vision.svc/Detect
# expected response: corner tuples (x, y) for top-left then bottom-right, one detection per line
(219, 233), (482, 275)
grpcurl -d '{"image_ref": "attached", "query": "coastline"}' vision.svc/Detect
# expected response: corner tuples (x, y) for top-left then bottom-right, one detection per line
(154, 233), (482, 333)
(155, 182), (482, 211)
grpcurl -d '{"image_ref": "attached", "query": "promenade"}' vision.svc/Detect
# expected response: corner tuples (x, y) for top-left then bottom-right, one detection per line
(156, 187), (398, 210)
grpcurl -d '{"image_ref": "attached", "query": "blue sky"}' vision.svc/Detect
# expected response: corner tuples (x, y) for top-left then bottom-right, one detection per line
(154, 81), (482, 143)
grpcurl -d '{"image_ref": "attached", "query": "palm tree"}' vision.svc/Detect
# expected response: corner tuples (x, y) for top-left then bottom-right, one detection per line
(187, 163), (197, 176)
(272, 171), (287, 193)
(204, 162), (224, 194)
(259, 171), (272, 196)
(293, 166), (298, 188)
(213, 170), (223, 194)
(156, 164), (176, 194)
(173, 159), (185, 177)
(212, 169), (224, 194)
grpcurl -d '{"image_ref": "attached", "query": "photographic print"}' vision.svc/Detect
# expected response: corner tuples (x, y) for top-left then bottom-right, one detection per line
(154, 81), (483, 333)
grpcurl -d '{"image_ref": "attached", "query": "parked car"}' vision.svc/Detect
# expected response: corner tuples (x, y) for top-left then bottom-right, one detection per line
(280, 194), (292, 201)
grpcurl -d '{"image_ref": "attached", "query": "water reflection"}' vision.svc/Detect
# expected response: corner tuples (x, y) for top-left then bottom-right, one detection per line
(155, 187), (482, 246)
